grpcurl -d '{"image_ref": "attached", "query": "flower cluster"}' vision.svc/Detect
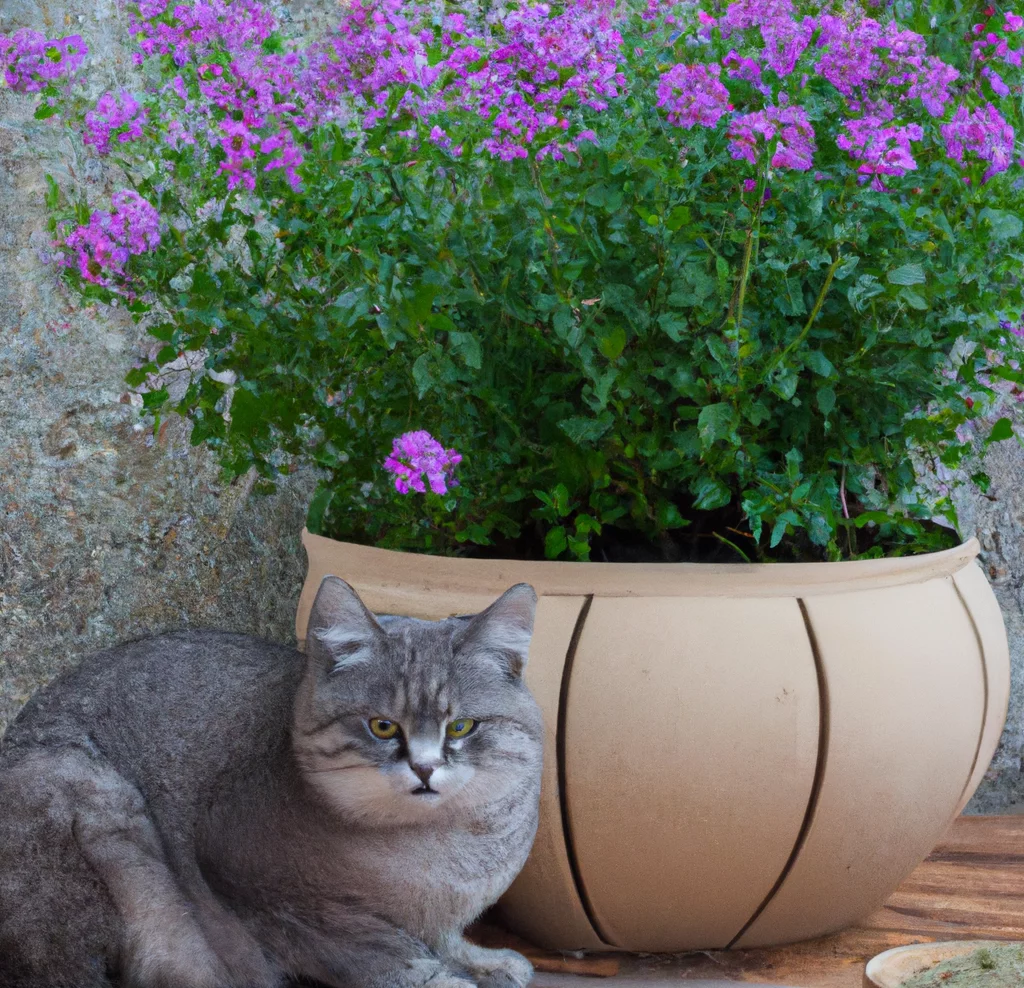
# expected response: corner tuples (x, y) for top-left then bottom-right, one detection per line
(128, 0), (276, 65)
(656, 63), (730, 130)
(650, 0), (1023, 187)
(383, 432), (462, 496)
(728, 105), (815, 171)
(59, 191), (161, 288)
(444, 1), (625, 161)
(837, 111), (922, 186)
(942, 104), (1016, 181)
(83, 91), (146, 155)
(312, 0), (625, 160)
(0, 29), (86, 93)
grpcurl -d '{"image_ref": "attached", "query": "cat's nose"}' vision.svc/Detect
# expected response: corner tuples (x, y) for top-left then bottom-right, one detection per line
(410, 762), (435, 786)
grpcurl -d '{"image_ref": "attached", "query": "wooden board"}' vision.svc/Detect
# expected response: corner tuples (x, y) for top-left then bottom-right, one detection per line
(475, 815), (1024, 986)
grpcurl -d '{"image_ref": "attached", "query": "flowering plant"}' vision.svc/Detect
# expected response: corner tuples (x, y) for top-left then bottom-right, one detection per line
(5, 0), (1024, 560)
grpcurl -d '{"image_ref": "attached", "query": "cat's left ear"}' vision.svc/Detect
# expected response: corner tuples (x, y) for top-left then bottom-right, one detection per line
(307, 575), (385, 673)
(454, 583), (537, 679)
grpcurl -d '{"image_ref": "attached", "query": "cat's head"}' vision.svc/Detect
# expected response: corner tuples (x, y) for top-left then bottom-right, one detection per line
(293, 577), (543, 827)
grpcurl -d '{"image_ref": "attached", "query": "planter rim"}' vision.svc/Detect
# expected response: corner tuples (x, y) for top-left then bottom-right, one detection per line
(300, 530), (980, 600)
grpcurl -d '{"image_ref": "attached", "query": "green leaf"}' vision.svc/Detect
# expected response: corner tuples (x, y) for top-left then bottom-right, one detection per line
(770, 368), (799, 401)
(306, 486), (335, 534)
(149, 323), (176, 343)
(666, 206), (692, 232)
(697, 402), (736, 449)
(980, 208), (1024, 241)
(887, 263), (926, 286)
(706, 336), (733, 370)
(833, 255), (860, 281)
(899, 287), (928, 311)
(657, 313), (687, 342)
(141, 387), (170, 411)
(746, 401), (771, 426)
(34, 102), (57, 120)
(44, 174), (59, 210)
(229, 387), (260, 433)
(769, 510), (800, 548)
(805, 350), (835, 378)
(553, 483), (571, 517)
(412, 353), (433, 398)
(448, 331), (482, 369)
(655, 501), (689, 528)
(692, 475), (731, 510)
(558, 412), (613, 445)
(987, 417), (1014, 445)
(817, 385), (836, 416)
(599, 326), (627, 361)
(544, 526), (568, 559)
(261, 31), (285, 53)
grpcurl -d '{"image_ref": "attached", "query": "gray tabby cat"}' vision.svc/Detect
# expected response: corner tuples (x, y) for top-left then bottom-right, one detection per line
(0, 577), (543, 988)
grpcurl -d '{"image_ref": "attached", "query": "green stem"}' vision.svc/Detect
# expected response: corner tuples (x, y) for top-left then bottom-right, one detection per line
(712, 531), (752, 563)
(531, 160), (563, 293)
(761, 251), (843, 383)
(732, 194), (763, 383)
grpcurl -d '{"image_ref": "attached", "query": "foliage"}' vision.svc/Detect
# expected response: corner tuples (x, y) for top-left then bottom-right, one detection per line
(4, 0), (1024, 561)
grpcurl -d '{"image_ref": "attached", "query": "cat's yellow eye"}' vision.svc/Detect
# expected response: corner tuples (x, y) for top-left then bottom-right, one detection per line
(446, 718), (476, 739)
(368, 718), (399, 740)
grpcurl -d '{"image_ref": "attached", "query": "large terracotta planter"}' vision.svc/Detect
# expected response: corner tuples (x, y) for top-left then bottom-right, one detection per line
(296, 531), (1009, 953)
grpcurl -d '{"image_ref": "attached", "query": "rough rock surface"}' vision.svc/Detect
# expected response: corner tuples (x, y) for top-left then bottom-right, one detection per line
(1, 0), (1021, 810)
(0, 0), (327, 734)
(953, 440), (1024, 812)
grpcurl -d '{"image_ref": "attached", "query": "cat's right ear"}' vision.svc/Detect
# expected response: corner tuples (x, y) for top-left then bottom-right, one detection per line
(307, 576), (384, 673)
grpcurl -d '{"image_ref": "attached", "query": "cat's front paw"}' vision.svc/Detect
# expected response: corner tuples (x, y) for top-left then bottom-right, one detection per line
(425, 975), (479, 988)
(459, 946), (533, 988)
(408, 958), (478, 988)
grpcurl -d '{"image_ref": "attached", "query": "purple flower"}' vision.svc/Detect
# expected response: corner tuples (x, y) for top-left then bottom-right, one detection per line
(218, 119), (258, 190)
(942, 103), (1015, 180)
(837, 106), (923, 186)
(982, 64), (1011, 97)
(383, 431), (462, 495)
(0, 30), (87, 93)
(906, 57), (959, 116)
(59, 190), (160, 289)
(722, 49), (770, 96)
(728, 105), (816, 171)
(761, 13), (815, 77)
(721, 0), (794, 33)
(656, 62), (731, 130)
(83, 90), (146, 155)
(260, 130), (303, 189)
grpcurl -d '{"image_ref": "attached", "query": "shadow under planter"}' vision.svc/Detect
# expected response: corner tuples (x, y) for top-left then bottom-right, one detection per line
(295, 531), (1009, 954)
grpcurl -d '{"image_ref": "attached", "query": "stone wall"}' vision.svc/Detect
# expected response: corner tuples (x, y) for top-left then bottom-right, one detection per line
(953, 443), (1024, 811)
(0, 0), (325, 732)
(1, 0), (1021, 810)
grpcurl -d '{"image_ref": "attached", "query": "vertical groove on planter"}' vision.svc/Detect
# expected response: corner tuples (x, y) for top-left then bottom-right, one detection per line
(951, 577), (990, 813)
(556, 593), (610, 946)
(725, 597), (830, 950)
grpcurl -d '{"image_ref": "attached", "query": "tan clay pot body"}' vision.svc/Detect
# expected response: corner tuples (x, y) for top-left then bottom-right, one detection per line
(296, 531), (1009, 953)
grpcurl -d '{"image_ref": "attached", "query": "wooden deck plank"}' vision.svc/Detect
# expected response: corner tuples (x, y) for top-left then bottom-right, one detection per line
(480, 815), (1024, 986)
